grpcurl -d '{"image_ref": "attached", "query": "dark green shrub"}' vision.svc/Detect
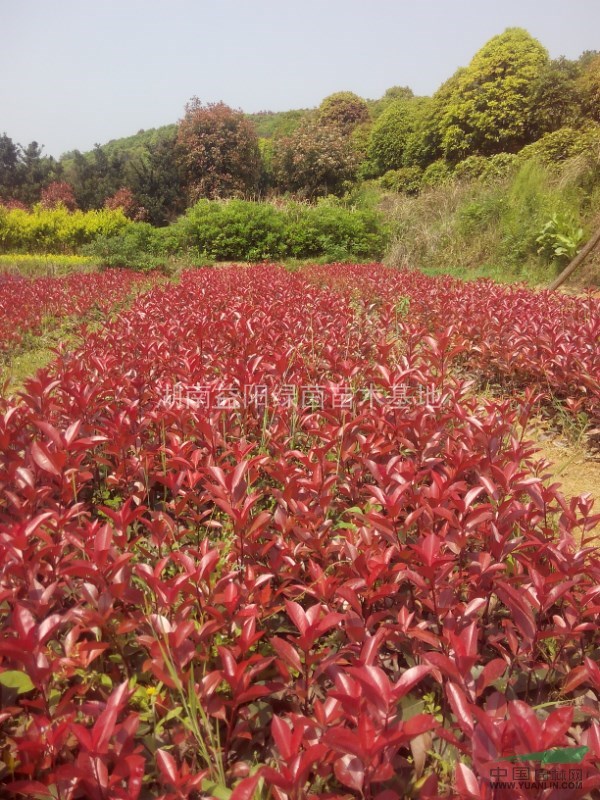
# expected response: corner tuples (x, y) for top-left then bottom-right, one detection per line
(481, 153), (519, 181)
(285, 202), (388, 260)
(422, 160), (453, 187)
(180, 200), (287, 260)
(178, 199), (388, 262)
(454, 154), (519, 183)
(454, 156), (489, 181)
(379, 167), (423, 194)
(82, 223), (169, 270)
(518, 125), (600, 167)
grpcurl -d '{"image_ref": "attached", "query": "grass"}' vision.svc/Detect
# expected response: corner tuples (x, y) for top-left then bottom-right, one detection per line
(3, 339), (72, 391)
(0, 253), (100, 276)
(0, 314), (99, 395)
(381, 155), (600, 286)
(0, 274), (162, 396)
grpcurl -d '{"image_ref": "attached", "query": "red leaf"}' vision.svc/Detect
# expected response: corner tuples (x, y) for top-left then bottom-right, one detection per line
(542, 705), (573, 745)
(92, 681), (130, 753)
(271, 716), (292, 761)
(446, 683), (474, 734)
(394, 664), (432, 698)
(349, 664), (391, 708)
(475, 659), (507, 697)
(326, 727), (364, 759)
(198, 548), (220, 582)
(334, 754), (364, 792)
(156, 750), (179, 787)
(454, 763), (481, 799)
(30, 440), (61, 476)
(285, 600), (308, 635)
(271, 636), (302, 673)
(230, 774), (261, 800)
(562, 664), (589, 694)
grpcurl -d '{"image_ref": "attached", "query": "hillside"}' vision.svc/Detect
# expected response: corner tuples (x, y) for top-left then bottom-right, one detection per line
(64, 108), (311, 166)
(1, 27), (599, 285)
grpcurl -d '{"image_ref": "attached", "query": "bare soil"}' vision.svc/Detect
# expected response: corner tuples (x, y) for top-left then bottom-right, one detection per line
(531, 430), (600, 509)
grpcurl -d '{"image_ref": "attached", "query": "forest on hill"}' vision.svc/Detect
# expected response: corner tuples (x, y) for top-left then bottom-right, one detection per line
(1, 28), (600, 282)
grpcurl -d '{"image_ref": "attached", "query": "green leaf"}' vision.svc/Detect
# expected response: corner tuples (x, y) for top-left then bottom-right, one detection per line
(0, 670), (35, 694)
(542, 746), (589, 764)
(334, 521), (358, 531)
(201, 781), (232, 800)
(505, 745), (590, 764)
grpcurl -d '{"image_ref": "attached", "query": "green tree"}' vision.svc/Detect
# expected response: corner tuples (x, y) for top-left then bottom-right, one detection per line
(317, 92), (370, 134)
(368, 97), (428, 174)
(127, 132), (184, 225)
(246, 109), (308, 139)
(403, 72), (469, 169)
(19, 141), (60, 205)
(0, 133), (21, 200)
(271, 121), (358, 198)
(65, 145), (127, 210)
(438, 28), (549, 161)
(177, 98), (261, 201)
(578, 53), (600, 122)
(370, 86), (414, 120)
(528, 57), (581, 137)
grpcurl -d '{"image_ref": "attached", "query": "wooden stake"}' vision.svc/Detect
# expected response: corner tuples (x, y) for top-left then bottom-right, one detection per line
(548, 224), (600, 291)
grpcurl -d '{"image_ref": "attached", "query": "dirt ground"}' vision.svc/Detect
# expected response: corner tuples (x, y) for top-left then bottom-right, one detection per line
(531, 431), (600, 510)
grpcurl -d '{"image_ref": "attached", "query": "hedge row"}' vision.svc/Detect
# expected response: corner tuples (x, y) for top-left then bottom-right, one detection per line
(0, 200), (388, 266)
(0, 206), (130, 253)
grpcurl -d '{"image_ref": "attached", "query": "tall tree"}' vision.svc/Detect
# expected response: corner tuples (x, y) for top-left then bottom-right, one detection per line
(177, 99), (261, 201)
(578, 53), (600, 122)
(19, 141), (60, 205)
(318, 92), (370, 135)
(0, 133), (21, 200)
(437, 28), (549, 162)
(271, 121), (358, 198)
(65, 145), (128, 210)
(127, 132), (185, 225)
(527, 57), (582, 138)
(368, 97), (429, 174)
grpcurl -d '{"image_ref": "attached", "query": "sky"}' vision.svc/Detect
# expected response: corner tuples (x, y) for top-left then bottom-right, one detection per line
(2, 0), (600, 159)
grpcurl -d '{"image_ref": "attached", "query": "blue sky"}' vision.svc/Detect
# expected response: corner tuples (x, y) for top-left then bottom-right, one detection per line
(2, 0), (599, 158)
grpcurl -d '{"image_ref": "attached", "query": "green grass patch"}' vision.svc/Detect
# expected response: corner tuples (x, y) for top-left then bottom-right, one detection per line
(383, 153), (600, 285)
(0, 253), (99, 277)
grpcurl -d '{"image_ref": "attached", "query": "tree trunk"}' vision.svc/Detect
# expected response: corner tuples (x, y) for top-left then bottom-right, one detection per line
(548, 224), (600, 291)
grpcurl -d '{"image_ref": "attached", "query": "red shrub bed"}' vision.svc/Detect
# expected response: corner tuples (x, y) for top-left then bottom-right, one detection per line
(0, 264), (599, 799)
(0, 270), (152, 355)
(303, 264), (600, 425)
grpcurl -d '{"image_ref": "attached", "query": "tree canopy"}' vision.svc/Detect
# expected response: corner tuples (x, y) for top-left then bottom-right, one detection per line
(177, 99), (261, 201)
(368, 97), (429, 173)
(436, 28), (549, 161)
(317, 92), (370, 134)
(272, 121), (358, 198)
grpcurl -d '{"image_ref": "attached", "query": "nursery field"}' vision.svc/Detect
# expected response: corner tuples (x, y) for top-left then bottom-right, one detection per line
(1, 263), (600, 800)
(0, 270), (159, 391)
(0, 270), (152, 357)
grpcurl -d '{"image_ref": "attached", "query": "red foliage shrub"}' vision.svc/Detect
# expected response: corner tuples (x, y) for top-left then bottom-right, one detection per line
(0, 198), (29, 211)
(0, 264), (598, 798)
(177, 98), (261, 201)
(40, 181), (78, 211)
(104, 187), (138, 218)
